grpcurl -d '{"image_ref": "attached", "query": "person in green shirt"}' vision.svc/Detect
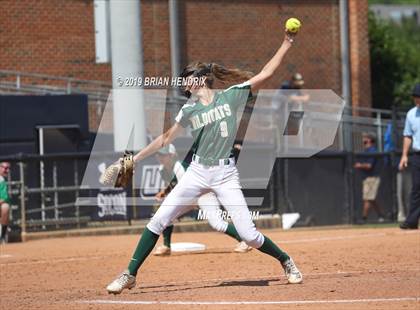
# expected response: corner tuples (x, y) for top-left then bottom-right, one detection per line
(0, 162), (11, 244)
(107, 29), (302, 294)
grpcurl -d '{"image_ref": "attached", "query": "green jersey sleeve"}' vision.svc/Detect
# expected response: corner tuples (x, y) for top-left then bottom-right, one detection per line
(0, 179), (10, 204)
(220, 81), (254, 110)
(175, 103), (193, 128)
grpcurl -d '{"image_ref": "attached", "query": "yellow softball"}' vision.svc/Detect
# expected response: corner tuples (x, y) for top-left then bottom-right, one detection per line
(285, 18), (301, 33)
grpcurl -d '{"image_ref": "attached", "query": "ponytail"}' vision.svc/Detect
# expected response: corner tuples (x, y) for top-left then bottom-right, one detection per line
(210, 63), (254, 84)
(181, 62), (254, 88)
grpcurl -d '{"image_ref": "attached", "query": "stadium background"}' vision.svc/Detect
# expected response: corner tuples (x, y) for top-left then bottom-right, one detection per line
(1, 1), (419, 309)
(0, 0), (390, 234)
(0, 0), (371, 111)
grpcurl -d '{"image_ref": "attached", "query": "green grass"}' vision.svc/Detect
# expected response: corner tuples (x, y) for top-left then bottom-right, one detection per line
(369, 0), (420, 5)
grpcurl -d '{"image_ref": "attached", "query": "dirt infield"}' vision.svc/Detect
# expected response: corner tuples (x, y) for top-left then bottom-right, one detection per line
(1, 226), (419, 309)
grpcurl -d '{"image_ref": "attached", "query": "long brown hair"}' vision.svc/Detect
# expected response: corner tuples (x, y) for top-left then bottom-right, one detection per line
(181, 62), (254, 88)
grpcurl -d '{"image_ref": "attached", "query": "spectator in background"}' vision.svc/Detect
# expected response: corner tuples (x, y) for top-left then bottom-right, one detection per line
(354, 133), (385, 223)
(288, 73), (310, 103)
(0, 162), (11, 244)
(280, 80), (291, 90)
(399, 83), (420, 230)
(273, 73), (309, 107)
(272, 73), (310, 131)
(290, 73), (304, 88)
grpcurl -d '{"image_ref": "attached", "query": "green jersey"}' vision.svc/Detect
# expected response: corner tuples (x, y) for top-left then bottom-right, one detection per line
(0, 176), (10, 204)
(175, 82), (254, 164)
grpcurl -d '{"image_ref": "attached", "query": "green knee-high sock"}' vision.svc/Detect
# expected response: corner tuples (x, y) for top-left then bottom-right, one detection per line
(258, 235), (290, 263)
(224, 223), (242, 241)
(127, 227), (159, 276)
(162, 225), (174, 247)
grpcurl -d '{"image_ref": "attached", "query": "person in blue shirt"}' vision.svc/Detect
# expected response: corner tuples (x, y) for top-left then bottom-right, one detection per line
(354, 133), (385, 223)
(399, 83), (420, 230)
(383, 123), (411, 222)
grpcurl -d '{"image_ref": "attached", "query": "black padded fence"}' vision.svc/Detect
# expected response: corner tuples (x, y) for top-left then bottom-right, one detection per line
(0, 150), (411, 235)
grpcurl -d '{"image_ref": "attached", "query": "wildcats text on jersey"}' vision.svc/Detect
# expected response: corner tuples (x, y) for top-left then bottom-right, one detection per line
(189, 104), (232, 130)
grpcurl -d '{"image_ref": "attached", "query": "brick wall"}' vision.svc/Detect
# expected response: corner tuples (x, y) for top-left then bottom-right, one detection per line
(0, 0), (371, 108)
(0, 0), (111, 80)
(182, 0), (342, 93)
(348, 0), (372, 113)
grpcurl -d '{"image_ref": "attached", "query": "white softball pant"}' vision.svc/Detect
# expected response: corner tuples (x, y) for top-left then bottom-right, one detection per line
(197, 193), (229, 233)
(147, 160), (265, 248)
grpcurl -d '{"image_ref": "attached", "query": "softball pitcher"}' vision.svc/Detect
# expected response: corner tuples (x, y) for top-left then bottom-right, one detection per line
(153, 144), (251, 256)
(107, 31), (302, 294)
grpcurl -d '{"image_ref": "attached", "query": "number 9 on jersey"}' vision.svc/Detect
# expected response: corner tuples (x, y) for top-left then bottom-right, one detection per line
(220, 121), (228, 137)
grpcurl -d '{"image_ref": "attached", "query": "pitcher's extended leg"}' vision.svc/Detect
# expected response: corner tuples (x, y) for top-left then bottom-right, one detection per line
(214, 182), (302, 284)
